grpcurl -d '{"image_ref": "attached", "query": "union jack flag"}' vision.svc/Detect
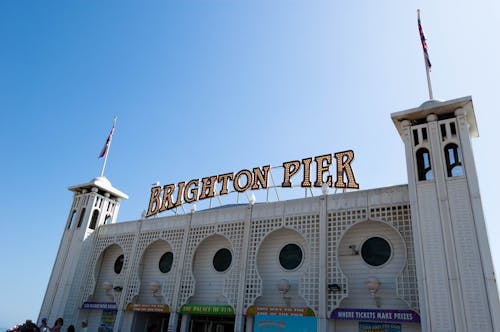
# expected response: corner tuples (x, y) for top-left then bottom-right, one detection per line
(418, 11), (432, 70)
(98, 121), (115, 158)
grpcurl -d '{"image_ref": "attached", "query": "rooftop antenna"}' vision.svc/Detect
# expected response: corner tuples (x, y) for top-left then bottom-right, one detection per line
(417, 9), (434, 100)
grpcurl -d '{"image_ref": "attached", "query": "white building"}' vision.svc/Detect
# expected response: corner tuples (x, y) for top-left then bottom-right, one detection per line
(39, 96), (500, 332)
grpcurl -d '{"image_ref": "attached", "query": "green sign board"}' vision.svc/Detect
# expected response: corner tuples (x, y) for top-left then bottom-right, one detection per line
(180, 304), (235, 316)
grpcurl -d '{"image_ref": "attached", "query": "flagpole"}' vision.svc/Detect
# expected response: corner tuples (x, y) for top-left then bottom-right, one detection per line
(418, 9), (434, 100)
(100, 116), (117, 177)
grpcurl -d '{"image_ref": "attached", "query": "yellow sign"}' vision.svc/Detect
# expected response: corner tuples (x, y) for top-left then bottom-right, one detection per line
(146, 151), (359, 217)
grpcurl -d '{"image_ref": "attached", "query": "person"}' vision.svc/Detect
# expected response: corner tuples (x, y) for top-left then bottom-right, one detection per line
(19, 320), (40, 332)
(80, 320), (88, 332)
(50, 318), (63, 332)
(39, 318), (49, 332)
(66, 325), (75, 332)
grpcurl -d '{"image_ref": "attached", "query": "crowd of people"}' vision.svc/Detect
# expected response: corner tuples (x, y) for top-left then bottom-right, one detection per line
(6, 318), (88, 332)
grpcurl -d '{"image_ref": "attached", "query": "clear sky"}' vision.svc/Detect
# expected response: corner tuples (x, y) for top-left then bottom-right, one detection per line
(1, 0), (499, 327)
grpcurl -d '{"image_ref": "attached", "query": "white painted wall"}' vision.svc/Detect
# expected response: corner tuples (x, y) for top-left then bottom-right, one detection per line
(338, 220), (408, 310)
(255, 227), (307, 307)
(137, 240), (173, 304)
(189, 234), (233, 305)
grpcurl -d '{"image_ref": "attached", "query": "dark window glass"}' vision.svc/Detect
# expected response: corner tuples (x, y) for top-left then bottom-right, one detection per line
(159, 252), (174, 273)
(440, 124), (447, 140)
(450, 122), (457, 136)
(445, 143), (463, 177)
(412, 130), (419, 146)
(77, 208), (86, 228)
(89, 210), (99, 230)
(279, 244), (303, 270)
(416, 148), (433, 181)
(114, 254), (124, 274)
(213, 248), (232, 272)
(361, 237), (391, 267)
(68, 210), (76, 229)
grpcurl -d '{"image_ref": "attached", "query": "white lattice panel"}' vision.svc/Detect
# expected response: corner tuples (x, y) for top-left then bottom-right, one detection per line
(327, 209), (367, 309)
(285, 214), (320, 313)
(370, 205), (419, 311)
(125, 228), (184, 305)
(244, 218), (283, 309)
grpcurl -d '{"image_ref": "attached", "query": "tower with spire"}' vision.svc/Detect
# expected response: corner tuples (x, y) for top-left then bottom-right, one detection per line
(38, 176), (127, 326)
(392, 97), (500, 331)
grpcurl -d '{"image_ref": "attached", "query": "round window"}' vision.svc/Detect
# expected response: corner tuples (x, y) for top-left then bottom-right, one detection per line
(213, 248), (232, 272)
(361, 237), (391, 267)
(114, 254), (124, 274)
(159, 252), (173, 273)
(279, 243), (303, 270)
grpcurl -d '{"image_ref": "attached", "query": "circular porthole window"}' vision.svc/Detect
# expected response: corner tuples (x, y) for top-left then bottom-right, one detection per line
(361, 237), (391, 267)
(114, 254), (124, 274)
(159, 252), (173, 273)
(213, 248), (232, 272)
(279, 243), (303, 270)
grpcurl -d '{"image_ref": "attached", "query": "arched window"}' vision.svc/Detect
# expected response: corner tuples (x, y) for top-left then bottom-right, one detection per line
(104, 215), (112, 224)
(445, 144), (464, 177)
(67, 210), (76, 229)
(416, 148), (433, 181)
(77, 208), (86, 228)
(89, 210), (99, 230)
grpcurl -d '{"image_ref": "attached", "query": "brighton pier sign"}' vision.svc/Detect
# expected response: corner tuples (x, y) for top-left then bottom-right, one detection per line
(146, 151), (359, 217)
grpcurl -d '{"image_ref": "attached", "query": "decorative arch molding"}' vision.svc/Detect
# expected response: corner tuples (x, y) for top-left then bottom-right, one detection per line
(177, 221), (245, 309)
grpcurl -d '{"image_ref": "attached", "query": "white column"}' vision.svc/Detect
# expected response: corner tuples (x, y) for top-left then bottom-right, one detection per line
(318, 193), (327, 332)
(180, 314), (190, 332)
(245, 315), (253, 332)
(235, 205), (253, 332)
(234, 314), (245, 332)
(167, 312), (178, 332)
(400, 120), (431, 332)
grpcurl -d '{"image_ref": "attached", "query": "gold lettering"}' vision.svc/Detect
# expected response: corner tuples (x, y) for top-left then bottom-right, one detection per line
(301, 157), (312, 187)
(217, 173), (234, 195)
(158, 184), (176, 213)
(199, 176), (218, 200)
(146, 186), (162, 217)
(282, 160), (300, 187)
(251, 165), (270, 190)
(175, 182), (186, 207)
(184, 179), (199, 203)
(234, 169), (252, 192)
(334, 150), (359, 189)
(314, 154), (333, 187)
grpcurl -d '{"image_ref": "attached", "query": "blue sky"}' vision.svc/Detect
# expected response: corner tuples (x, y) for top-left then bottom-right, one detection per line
(1, 0), (499, 327)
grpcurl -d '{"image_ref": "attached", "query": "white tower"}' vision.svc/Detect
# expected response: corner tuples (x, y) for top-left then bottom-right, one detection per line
(392, 97), (500, 331)
(39, 176), (128, 326)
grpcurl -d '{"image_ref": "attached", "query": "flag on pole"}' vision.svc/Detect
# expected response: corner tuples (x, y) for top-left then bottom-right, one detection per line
(98, 119), (116, 159)
(418, 10), (432, 70)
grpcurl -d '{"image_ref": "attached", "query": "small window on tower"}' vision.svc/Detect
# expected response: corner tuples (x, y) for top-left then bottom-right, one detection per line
(67, 210), (76, 229)
(104, 215), (111, 224)
(77, 208), (86, 228)
(416, 148), (433, 181)
(445, 144), (464, 177)
(89, 210), (99, 230)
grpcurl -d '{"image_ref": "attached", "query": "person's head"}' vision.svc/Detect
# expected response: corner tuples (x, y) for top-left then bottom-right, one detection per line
(41, 318), (48, 326)
(81, 320), (88, 328)
(55, 318), (63, 327)
(67, 325), (75, 332)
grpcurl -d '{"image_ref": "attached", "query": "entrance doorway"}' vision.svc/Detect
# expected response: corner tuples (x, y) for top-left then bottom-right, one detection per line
(132, 312), (170, 332)
(189, 315), (234, 332)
